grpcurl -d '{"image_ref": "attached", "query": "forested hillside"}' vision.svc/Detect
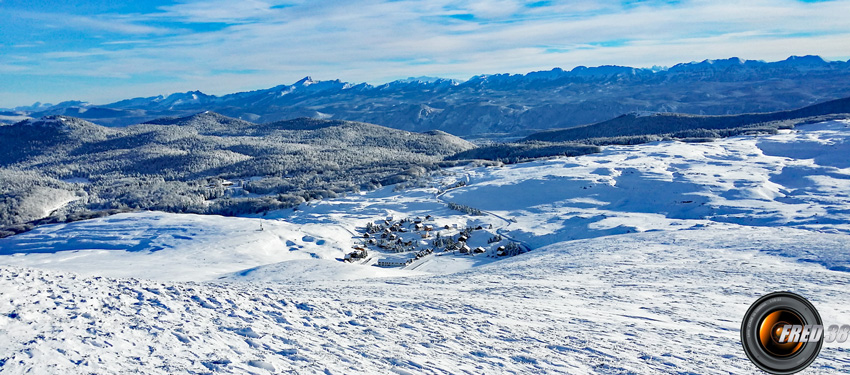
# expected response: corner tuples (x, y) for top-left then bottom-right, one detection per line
(0, 113), (473, 233)
(524, 96), (850, 143)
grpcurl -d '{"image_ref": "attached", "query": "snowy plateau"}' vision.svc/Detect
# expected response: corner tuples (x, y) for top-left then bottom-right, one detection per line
(1, 120), (850, 374)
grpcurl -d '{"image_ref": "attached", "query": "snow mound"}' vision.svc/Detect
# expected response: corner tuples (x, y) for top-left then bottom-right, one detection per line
(0, 211), (353, 281)
(222, 259), (425, 283)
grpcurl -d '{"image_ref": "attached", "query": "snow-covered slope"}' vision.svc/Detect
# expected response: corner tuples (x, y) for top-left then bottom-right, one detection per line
(1, 226), (848, 374)
(445, 120), (850, 248)
(0, 211), (365, 282)
(1, 120), (849, 373)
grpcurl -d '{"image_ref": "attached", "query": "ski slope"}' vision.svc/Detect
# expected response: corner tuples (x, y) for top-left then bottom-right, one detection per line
(0, 120), (849, 373)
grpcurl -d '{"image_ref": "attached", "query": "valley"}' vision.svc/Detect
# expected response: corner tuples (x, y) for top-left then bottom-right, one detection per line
(1, 120), (849, 373)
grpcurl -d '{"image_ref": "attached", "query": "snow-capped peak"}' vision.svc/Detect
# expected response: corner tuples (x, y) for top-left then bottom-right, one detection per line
(295, 76), (315, 86)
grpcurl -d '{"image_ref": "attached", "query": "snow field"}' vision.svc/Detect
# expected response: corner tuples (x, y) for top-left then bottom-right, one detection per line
(0, 226), (848, 374)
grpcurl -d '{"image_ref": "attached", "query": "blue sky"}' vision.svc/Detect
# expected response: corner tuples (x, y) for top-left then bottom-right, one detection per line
(1, 0), (849, 107)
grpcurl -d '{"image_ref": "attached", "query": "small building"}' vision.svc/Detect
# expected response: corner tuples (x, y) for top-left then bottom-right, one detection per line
(473, 247), (486, 254)
(459, 244), (471, 254)
(497, 246), (506, 256)
(458, 234), (468, 242)
(377, 258), (413, 267)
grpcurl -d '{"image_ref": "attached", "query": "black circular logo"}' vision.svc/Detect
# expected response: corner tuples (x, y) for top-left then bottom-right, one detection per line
(741, 292), (824, 374)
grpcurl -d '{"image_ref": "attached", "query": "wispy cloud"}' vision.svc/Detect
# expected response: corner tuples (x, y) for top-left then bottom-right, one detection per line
(10, 10), (174, 35)
(155, 0), (283, 23)
(1, 0), (849, 106)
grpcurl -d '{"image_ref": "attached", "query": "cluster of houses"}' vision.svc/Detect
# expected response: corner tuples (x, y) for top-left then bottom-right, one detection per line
(362, 216), (440, 253)
(354, 214), (526, 269)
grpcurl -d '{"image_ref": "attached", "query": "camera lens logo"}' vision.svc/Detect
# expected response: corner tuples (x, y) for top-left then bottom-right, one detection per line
(741, 292), (823, 374)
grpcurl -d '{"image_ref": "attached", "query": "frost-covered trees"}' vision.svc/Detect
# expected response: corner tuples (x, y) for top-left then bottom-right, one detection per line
(0, 114), (474, 229)
(446, 202), (484, 216)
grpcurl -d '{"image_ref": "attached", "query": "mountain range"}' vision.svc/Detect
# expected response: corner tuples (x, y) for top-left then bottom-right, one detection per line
(4, 55), (850, 137)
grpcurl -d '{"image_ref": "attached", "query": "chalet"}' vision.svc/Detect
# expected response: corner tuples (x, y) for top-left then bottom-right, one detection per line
(497, 246), (506, 256)
(458, 234), (468, 242)
(424, 225), (434, 232)
(421, 233), (430, 239)
(473, 247), (486, 254)
(425, 215), (432, 220)
(414, 217), (422, 224)
(414, 223), (423, 231)
(344, 249), (367, 262)
(459, 244), (471, 254)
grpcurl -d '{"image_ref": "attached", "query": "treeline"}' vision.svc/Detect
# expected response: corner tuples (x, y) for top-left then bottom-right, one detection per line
(447, 142), (601, 163)
(524, 97), (850, 143)
(448, 113), (850, 164)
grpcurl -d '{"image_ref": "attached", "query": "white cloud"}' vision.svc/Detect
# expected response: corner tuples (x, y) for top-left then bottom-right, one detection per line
(155, 0), (281, 23)
(3, 0), (850, 105)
